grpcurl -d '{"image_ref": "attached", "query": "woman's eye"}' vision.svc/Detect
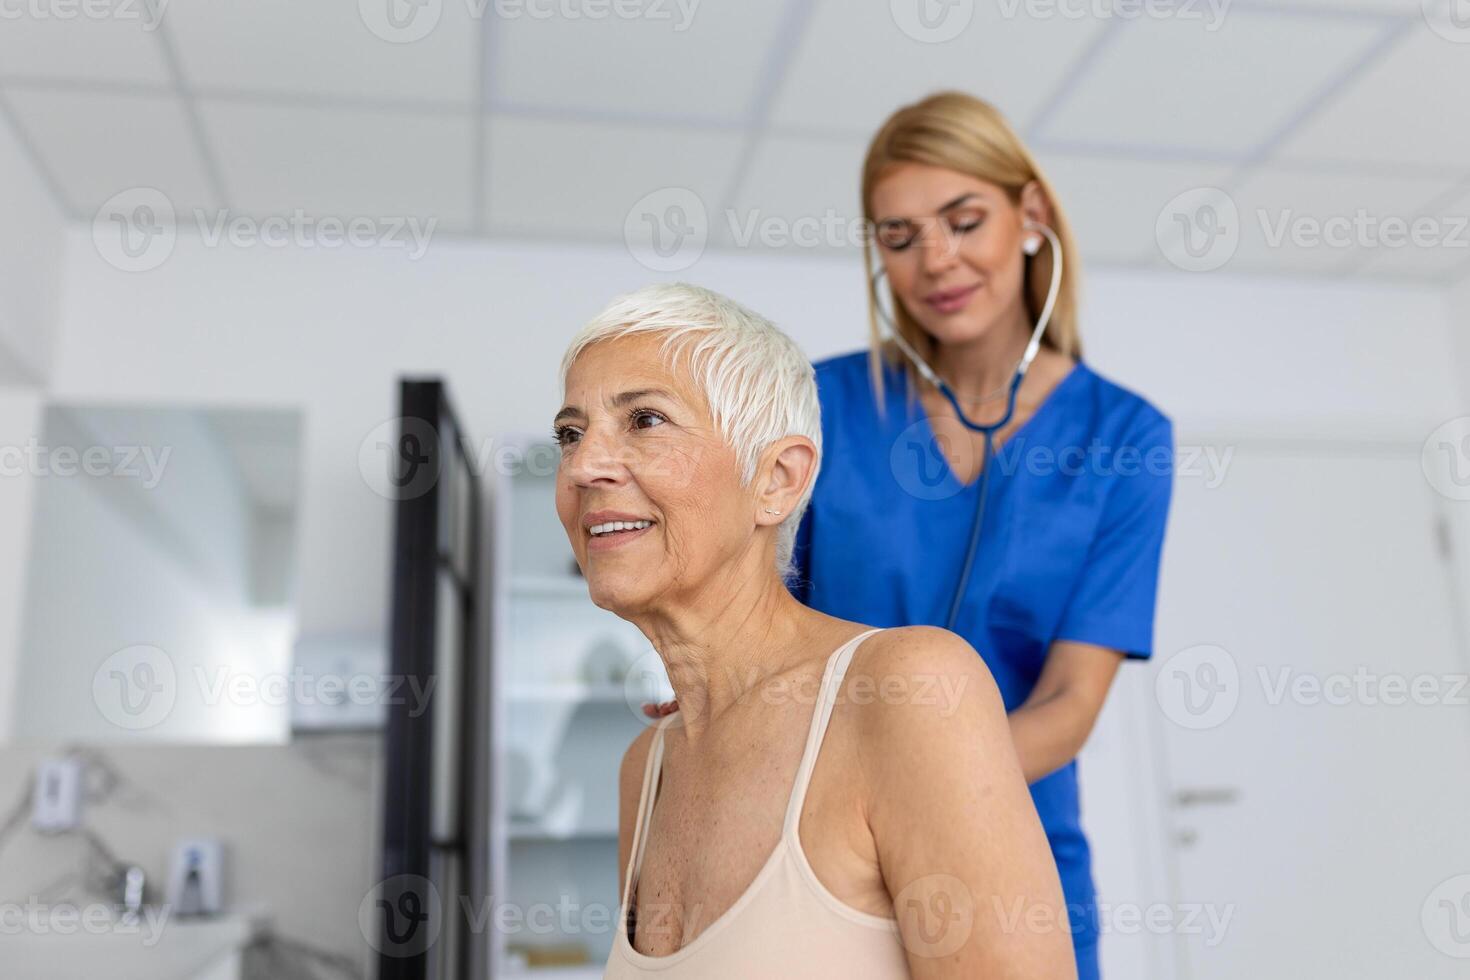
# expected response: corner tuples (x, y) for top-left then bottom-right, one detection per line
(631, 410), (667, 431)
(875, 223), (914, 251)
(552, 426), (581, 447)
(949, 213), (984, 234)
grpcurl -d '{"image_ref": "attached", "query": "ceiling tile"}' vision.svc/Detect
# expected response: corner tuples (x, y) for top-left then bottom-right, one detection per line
(1209, 168), (1461, 275)
(482, 115), (744, 243)
(0, 9), (171, 84)
(198, 101), (476, 231)
(1276, 22), (1470, 168)
(491, 0), (789, 121)
(1037, 9), (1386, 156)
(1037, 153), (1235, 263)
(770, 0), (1107, 137)
(5, 89), (217, 214)
(1353, 184), (1470, 281)
(165, 0), (479, 104)
(715, 135), (867, 254)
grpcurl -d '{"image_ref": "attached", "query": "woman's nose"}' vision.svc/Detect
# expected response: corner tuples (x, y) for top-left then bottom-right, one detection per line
(562, 426), (628, 487)
(919, 223), (960, 277)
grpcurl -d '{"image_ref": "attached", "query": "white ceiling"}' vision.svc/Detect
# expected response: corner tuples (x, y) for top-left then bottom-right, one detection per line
(2, 0), (1467, 283)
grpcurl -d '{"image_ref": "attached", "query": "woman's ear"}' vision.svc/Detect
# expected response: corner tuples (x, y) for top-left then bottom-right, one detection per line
(1019, 179), (1054, 230)
(757, 436), (817, 522)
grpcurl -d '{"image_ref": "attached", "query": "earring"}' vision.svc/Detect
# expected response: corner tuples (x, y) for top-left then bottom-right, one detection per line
(763, 508), (782, 516)
(1023, 236), (1041, 256)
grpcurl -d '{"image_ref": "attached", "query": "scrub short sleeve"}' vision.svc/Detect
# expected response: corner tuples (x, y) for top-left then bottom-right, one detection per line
(1053, 411), (1174, 659)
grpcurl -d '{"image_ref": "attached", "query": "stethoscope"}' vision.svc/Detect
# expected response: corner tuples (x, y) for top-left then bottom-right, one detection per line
(868, 219), (1064, 630)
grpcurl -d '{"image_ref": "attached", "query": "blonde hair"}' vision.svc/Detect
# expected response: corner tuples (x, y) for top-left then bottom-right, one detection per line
(861, 91), (1082, 402)
(559, 283), (821, 582)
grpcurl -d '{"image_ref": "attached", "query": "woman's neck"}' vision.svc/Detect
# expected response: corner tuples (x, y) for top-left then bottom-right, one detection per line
(625, 562), (817, 743)
(929, 303), (1033, 403)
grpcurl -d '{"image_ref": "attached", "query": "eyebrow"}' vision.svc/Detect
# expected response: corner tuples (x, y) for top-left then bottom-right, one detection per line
(877, 192), (982, 224)
(553, 387), (678, 424)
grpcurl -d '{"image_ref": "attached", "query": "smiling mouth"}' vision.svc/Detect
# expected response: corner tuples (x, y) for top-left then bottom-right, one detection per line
(588, 519), (653, 537)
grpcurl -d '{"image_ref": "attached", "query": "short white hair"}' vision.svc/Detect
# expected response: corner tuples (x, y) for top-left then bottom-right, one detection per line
(559, 282), (821, 582)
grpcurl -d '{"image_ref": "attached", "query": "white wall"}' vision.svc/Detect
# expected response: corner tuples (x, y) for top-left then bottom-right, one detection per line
(0, 114), (64, 384)
(46, 228), (1465, 644)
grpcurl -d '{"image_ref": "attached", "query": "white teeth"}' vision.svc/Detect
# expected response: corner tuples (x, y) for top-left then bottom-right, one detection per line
(589, 520), (652, 536)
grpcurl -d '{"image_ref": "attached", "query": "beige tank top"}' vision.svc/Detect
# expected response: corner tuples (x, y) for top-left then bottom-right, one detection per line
(604, 627), (912, 978)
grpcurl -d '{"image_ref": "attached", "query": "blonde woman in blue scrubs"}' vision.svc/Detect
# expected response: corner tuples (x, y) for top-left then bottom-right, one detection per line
(647, 91), (1173, 978)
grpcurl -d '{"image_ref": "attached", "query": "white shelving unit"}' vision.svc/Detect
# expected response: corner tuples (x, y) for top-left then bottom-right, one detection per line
(488, 437), (671, 977)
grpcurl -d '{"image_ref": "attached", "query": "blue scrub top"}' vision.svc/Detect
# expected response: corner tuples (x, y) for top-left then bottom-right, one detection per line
(792, 350), (1174, 962)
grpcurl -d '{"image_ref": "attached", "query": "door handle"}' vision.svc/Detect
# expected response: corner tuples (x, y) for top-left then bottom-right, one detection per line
(1173, 787), (1241, 807)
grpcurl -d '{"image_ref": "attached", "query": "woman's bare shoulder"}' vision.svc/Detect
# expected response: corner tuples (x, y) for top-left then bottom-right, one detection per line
(843, 625), (1009, 757)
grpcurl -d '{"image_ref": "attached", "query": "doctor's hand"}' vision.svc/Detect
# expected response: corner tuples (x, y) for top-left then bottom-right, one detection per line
(640, 699), (678, 719)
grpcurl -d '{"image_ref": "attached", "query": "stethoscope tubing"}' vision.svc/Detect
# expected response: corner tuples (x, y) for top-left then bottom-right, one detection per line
(867, 220), (1064, 630)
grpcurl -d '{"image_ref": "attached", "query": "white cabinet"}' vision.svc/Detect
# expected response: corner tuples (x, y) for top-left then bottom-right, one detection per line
(488, 440), (670, 977)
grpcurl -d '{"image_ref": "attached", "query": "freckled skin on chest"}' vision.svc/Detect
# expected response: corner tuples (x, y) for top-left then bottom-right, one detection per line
(629, 675), (889, 955)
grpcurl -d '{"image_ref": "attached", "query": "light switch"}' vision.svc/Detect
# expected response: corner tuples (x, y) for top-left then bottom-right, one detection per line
(32, 758), (83, 832)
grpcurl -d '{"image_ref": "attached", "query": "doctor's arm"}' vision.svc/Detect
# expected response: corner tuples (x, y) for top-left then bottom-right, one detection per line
(1008, 641), (1123, 784)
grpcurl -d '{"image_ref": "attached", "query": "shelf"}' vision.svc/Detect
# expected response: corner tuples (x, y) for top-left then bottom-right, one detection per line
(507, 820), (619, 841)
(504, 964), (604, 979)
(506, 682), (630, 705)
(510, 574), (589, 598)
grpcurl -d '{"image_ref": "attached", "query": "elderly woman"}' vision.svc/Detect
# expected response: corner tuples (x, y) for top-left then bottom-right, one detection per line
(553, 283), (1074, 979)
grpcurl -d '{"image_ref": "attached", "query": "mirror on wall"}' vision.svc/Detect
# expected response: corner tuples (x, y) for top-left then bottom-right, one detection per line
(7, 404), (303, 744)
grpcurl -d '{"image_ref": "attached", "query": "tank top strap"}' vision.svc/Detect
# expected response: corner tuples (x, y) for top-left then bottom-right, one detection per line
(620, 711), (678, 912)
(781, 628), (884, 839)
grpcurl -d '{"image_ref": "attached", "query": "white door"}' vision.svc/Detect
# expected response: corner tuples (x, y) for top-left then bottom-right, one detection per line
(1145, 444), (1470, 979)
